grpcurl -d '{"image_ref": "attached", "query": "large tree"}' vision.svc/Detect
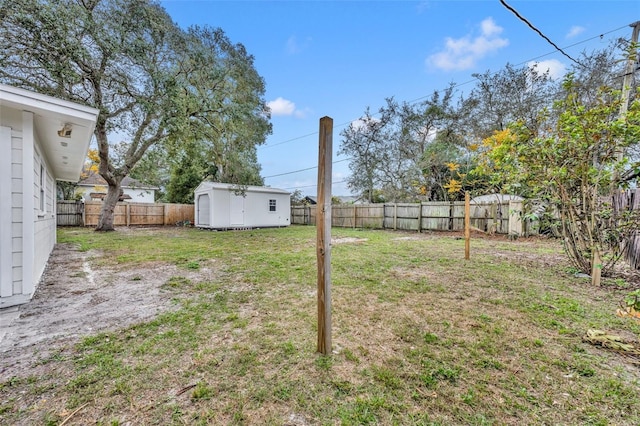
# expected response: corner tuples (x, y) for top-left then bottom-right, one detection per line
(0, 0), (270, 230)
(340, 89), (457, 203)
(338, 105), (390, 203)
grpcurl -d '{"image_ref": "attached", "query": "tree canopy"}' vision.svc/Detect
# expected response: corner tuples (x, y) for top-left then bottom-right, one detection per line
(0, 0), (271, 228)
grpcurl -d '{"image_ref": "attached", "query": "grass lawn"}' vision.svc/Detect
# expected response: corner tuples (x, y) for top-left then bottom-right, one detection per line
(2, 225), (640, 425)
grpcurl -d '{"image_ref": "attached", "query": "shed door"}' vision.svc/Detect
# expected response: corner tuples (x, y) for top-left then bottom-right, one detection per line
(230, 194), (244, 226)
(197, 194), (210, 226)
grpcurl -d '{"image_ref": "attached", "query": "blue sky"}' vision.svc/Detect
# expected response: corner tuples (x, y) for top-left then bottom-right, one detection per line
(160, 0), (640, 196)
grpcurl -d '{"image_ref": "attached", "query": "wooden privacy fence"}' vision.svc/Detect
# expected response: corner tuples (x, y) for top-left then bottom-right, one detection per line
(292, 200), (531, 235)
(57, 201), (194, 227)
(57, 200), (84, 226)
(618, 189), (640, 270)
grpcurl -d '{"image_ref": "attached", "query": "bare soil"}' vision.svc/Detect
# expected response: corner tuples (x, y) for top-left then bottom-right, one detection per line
(3, 232), (638, 382)
(0, 243), (214, 379)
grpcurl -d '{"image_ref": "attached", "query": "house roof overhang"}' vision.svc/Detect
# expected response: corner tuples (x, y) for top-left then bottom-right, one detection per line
(0, 84), (99, 182)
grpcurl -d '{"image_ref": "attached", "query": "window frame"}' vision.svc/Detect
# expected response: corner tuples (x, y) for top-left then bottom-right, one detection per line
(39, 163), (46, 213)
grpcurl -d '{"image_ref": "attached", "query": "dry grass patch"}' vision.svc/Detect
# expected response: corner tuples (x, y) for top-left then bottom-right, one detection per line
(1, 226), (639, 425)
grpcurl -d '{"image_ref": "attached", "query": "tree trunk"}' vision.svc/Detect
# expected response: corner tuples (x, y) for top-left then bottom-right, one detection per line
(95, 182), (122, 232)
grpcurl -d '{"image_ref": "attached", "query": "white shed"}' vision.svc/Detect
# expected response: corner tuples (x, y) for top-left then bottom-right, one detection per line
(194, 182), (290, 229)
(0, 84), (99, 308)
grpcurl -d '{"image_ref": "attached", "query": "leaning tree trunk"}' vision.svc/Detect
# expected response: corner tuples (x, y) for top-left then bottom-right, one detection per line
(95, 182), (122, 232)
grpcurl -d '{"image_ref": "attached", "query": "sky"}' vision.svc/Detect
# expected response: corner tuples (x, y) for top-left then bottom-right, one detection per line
(160, 0), (640, 197)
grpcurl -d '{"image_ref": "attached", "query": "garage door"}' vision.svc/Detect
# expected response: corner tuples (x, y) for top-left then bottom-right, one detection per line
(197, 194), (210, 226)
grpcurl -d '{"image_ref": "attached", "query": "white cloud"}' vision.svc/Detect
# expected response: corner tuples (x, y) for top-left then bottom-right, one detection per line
(267, 97), (296, 116)
(350, 117), (380, 131)
(528, 59), (566, 80)
(566, 25), (585, 39)
(286, 35), (311, 54)
(286, 36), (300, 54)
(426, 17), (509, 71)
(267, 97), (307, 118)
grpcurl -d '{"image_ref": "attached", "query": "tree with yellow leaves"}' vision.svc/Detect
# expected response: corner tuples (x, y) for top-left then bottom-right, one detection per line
(475, 74), (640, 278)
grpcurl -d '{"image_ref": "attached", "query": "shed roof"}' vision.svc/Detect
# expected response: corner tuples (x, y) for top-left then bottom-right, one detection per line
(0, 84), (99, 181)
(195, 181), (290, 195)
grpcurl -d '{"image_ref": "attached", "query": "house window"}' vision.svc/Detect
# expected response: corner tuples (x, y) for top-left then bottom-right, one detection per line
(39, 164), (45, 212)
(269, 199), (276, 212)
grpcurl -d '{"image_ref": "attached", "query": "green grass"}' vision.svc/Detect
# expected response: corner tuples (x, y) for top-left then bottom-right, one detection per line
(1, 226), (639, 425)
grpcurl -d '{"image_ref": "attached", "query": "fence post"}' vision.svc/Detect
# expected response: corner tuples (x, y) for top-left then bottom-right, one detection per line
(353, 204), (357, 229)
(126, 204), (131, 227)
(465, 192), (470, 260)
(508, 200), (523, 236)
(394, 203), (397, 230)
(163, 203), (168, 225)
(449, 201), (454, 231)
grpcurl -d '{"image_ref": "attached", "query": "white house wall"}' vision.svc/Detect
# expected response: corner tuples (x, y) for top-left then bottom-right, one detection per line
(1, 84), (98, 308)
(124, 187), (155, 203)
(75, 185), (156, 203)
(21, 111), (35, 299)
(11, 130), (23, 299)
(0, 111), (58, 307)
(33, 142), (56, 288)
(0, 126), (13, 299)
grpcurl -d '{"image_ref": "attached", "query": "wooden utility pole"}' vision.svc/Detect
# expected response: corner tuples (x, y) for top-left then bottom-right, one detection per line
(317, 116), (333, 355)
(464, 192), (470, 260)
(616, 21), (640, 162)
(607, 22), (640, 287)
(620, 22), (640, 119)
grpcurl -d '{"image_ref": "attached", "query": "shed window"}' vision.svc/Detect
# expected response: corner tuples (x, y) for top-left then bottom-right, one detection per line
(269, 199), (276, 212)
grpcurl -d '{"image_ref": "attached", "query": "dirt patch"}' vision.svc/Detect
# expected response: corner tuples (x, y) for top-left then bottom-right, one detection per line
(0, 243), (216, 378)
(332, 237), (368, 245)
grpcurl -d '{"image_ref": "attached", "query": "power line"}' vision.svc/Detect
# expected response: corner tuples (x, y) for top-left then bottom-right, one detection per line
(260, 23), (628, 151)
(259, 131), (318, 149)
(284, 180), (348, 191)
(499, 0), (583, 67)
(261, 21), (631, 184)
(263, 158), (351, 179)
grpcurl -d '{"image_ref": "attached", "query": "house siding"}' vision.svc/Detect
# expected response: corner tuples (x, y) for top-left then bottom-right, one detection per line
(21, 111), (35, 297)
(10, 131), (23, 298)
(1, 84), (98, 308)
(32, 134), (56, 290)
(0, 127), (12, 298)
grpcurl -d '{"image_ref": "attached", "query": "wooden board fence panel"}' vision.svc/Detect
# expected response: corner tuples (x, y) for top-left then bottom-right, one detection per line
(384, 203), (420, 231)
(291, 206), (315, 225)
(56, 201), (84, 226)
(291, 200), (526, 234)
(165, 203), (195, 225)
(332, 205), (356, 228)
(420, 202), (455, 231)
(354, 204), (384, 229)
(63, 201), (195, 227)
(128, 204), (164, 226)
(622, 189), (640, 270)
